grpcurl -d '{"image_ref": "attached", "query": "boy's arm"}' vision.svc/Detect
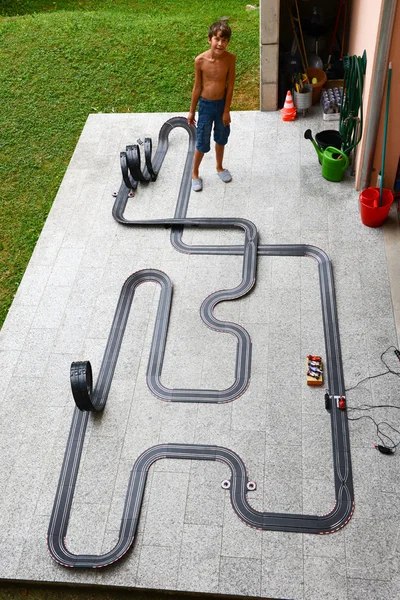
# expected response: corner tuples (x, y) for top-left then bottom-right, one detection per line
(188, 57), (202, 126)
(223, 54), (236, 126)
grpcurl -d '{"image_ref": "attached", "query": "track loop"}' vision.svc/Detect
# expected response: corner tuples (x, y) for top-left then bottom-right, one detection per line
(144, 137), (157, 181)
(120, 152), (137, 191)
(70, 361), (95, 411)
(126, 144), (150, 183)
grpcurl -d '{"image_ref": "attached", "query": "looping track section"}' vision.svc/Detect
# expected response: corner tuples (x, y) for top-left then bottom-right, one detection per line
(48, 117), (354, 569)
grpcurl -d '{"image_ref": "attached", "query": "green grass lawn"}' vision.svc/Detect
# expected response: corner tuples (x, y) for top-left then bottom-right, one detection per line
(0, 0), (259, 327)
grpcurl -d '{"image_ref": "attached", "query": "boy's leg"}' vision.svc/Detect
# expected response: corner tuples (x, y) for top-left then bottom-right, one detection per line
(193, 98), (212, 184)
(215, 142), (232, 182)
(215, 142), (225, 173)
(192, 149), (204, 180)
(214, 99), (231, 181)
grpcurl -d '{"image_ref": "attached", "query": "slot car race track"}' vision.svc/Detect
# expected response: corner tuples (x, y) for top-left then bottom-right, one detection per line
(48, 117), (354, 569)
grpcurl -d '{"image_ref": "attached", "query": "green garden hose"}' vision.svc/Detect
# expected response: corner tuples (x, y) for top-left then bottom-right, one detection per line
(339, 51), (367, 156)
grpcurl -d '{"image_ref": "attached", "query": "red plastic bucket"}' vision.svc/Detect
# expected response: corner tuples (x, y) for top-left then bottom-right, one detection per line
(359, 187), (394, 227)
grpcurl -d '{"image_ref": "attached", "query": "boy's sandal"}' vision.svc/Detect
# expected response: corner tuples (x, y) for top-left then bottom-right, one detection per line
(192, 178), (203, 192)
(218, 169), (232, 183)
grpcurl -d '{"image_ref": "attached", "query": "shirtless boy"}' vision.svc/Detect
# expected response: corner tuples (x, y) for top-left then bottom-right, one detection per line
(187, 21), (236, 191)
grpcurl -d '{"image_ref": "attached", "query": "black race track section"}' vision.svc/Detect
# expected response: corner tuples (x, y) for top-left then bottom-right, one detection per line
(48, 117), (354, 568)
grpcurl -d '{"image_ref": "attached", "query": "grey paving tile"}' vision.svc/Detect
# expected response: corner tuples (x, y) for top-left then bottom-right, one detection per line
(40, 351), (84, 408)
(301, 382), (329, 417)
(231, 389), (267, 432)
(229, 429), (266, 487)
(302, 477), (336, 517)
(269, 287), (301, 328)
(13, 328), (58, 378)
(66, 266), (105, 308)
(12, 265), (51, 307)
(267, 326), (301, 388)
(0, 377), (49, 437)
(0, 352), (21, 405)
(360, 283), (393, 322)
(347, 578), (391, 600)
(246, 323), (270, 379)
(370, 373), (400, 407)
(0, 535), (25, 579)
(105, 463), (154, 534)
(222, 496), (262, 559)
(304, 556), (347, 600)
(16, 433), (54, 480)
(142, 470), (189, 547)
(0, 306), (36, 354)
(201, 338), (237, 390)
(35, 443), (69, 518)
(136, 544), (180, 590)
(177, 524), (222, 594)
(0, 465), (44, 539)
(301, 193), (329, 232)
(302, 412), (332, 448)
(53, 304), (94, 354)
(377, 447), (400, 493)
(264, 445), (303, 514)
(302, 443), (333, 482)
(390, 571), (400, 600)
(29, 227), (65, 269)
(159, 403), (197, 444)
(184, 461), (227, 526)
(266, 384), (302, 446)
(0, 433), (24, 490)
(219, 556), (262, 596)
(350, 447), (384, 519)
(72, 436), (122, 505)
(239, 286), (272, 324)
(47, 247), (85, 288)
(345, 517), (396, 580)
(30, 286), (71, 330)
(66, 502), (109, 555)
(79, 228), (114, 269)
(261, 553), (304, 600)
(121, 400), (162, 461)
(95, 533), (140, 587)
(195, 403), (232, 445)
(90, 381), (133, 439)
(303, 528), (345, 559)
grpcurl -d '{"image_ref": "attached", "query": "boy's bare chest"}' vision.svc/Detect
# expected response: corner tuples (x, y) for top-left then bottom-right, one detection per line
(202, 59), (229, 82)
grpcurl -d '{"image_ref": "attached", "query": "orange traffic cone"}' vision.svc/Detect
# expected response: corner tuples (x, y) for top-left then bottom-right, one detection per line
(281, 90), (296, 121)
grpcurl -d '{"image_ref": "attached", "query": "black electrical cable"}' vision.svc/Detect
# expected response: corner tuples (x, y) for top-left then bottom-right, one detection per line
(346, 345), (400, 453)
(345, 345), (400, 392)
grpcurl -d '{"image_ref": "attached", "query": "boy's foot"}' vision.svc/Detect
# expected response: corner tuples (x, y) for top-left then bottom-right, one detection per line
(217, 169), (232, 183)
(192, 178), (203, 192)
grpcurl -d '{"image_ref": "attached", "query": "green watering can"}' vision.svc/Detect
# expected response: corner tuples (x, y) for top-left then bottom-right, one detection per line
(304, 129), (349, 182)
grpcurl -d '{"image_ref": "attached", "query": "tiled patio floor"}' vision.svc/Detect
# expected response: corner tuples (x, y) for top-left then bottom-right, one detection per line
(0, 108), (399, 599)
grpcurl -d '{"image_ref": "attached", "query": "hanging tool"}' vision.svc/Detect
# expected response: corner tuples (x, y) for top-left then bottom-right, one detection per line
(285, 0), (308, 78)
(293, 0), (308, 70)
(327, 0), (344, 67)
(341, 0), (347, 60)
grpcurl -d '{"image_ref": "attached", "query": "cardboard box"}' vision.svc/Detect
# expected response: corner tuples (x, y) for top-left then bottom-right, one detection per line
(324, 79), (344, 90)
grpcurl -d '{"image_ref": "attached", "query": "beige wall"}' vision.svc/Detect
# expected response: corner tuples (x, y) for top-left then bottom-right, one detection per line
(260, 0), (279, 110)
(347, 0), (384, 189)
(372, 0), (400, 190)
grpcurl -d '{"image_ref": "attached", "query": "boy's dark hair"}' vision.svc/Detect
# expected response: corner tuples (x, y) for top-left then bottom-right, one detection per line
(208, 21), (232, 41)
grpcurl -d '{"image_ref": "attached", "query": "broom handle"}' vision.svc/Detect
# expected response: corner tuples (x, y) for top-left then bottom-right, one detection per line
(379, 62), (392, 206)
(294, 0), (308, 70)
(328, 0), (344, 64)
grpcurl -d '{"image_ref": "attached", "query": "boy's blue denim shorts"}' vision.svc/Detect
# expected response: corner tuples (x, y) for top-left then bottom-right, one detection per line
(196, 97), (230, 153)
